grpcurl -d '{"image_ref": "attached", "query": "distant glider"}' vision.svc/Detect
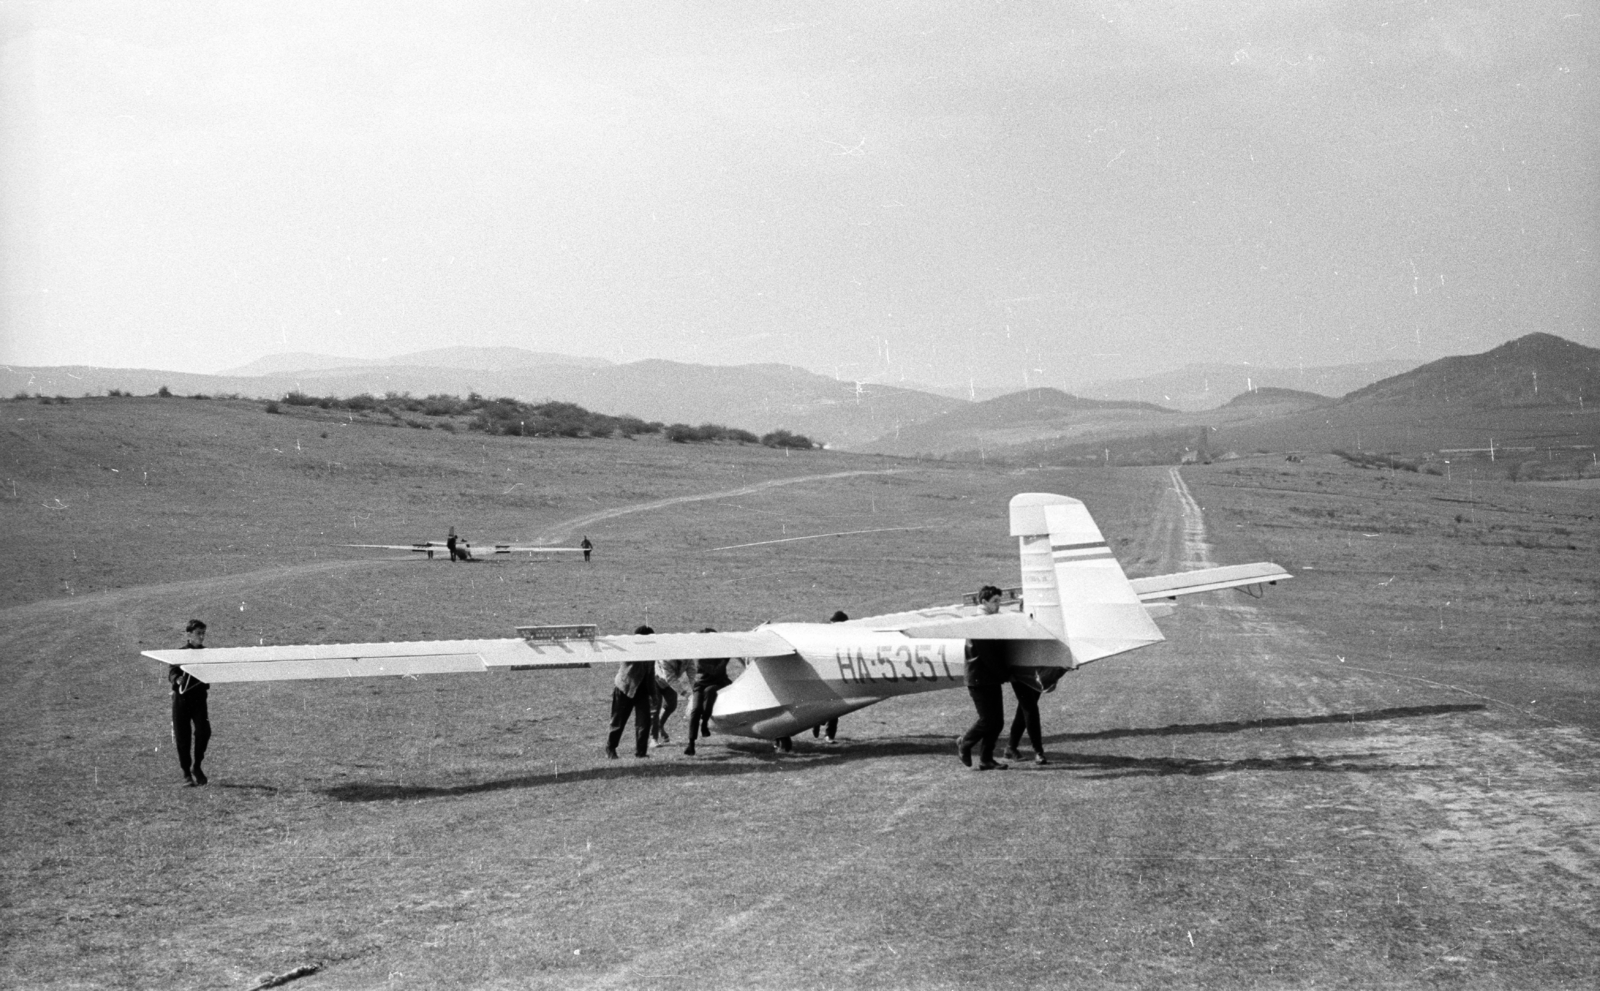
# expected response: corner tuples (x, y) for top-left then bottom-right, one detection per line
(147, 494), (1289, 743)
(343, 539), (583, 561)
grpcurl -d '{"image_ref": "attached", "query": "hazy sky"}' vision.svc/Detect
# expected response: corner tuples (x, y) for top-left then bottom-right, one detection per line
(2, 1), (1595, 388)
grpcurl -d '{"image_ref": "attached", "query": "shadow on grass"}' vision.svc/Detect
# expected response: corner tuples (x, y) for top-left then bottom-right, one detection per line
(321, 744), (855, 802)
(320, 703), (1483, 801)
(1046, 702), (1486, 744)
(1042, 750), (1443, 779)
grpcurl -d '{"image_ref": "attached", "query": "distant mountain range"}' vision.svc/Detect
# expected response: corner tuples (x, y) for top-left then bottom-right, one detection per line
(1008, 334), (1600, 468)
(6, 335), (1594, 457)
(1074, 359), (1418, 412)
(218, 346), (614, 376)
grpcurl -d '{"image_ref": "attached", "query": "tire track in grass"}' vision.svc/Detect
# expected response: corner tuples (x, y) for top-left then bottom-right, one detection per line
(0, 469), (914, 624)
(527, 468), (912, 544)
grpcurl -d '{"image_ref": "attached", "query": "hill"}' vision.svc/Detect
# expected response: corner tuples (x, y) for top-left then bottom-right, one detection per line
(1201, 334), (1600, 478)
(221, 346), (616, 377)
(1077, 359), (1418, 411)
(1, 359), (963, 449)
(853, 388), (1179, 457)
(1342, 333), (1600, 408)
(1219, 387), (1331, 409)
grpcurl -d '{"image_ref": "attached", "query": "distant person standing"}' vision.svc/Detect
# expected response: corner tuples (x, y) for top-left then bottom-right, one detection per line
(170, 619), (212, 786)
(446, 527), (459, 562)
(956, 586), (1010, 771)
(683, 631), (731, 756)
(605, 626), (658, 759)
(580, 536), (593, 563)
(810, 610), (850, 744)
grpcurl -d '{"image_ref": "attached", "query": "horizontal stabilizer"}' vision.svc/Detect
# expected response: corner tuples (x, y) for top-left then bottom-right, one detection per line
(1129, 562), (1292, 600)
(898, 612), (1063, 641)
(142, 629), (796, 683)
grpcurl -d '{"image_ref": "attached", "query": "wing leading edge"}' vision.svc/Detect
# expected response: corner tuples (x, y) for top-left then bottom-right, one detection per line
(141, 629), (796, 684)
(1129, 562), (1292, 600)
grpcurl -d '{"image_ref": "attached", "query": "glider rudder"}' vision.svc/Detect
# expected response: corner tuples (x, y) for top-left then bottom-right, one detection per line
(1009, 493), (1165, 666)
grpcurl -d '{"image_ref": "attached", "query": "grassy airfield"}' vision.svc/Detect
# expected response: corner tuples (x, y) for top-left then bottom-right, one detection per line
(2, 397), (1597, 989)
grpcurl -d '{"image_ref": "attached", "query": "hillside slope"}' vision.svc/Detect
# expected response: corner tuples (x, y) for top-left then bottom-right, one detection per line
(1, 359), (963, 448)
(853, 387), (1180, 457)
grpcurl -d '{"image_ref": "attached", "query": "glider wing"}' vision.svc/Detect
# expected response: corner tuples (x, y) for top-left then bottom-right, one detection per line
(141, 629), (796, 683)
(1129, 562), (1292, 600)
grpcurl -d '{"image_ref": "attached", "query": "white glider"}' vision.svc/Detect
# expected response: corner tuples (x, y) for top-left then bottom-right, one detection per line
(145, 494), (1290, 741)
(344, 540), (583, 559)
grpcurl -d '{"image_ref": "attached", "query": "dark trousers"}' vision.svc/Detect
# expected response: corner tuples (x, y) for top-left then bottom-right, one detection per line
(960, 685), (1005, 762)
(811, 718), (838, 739)
(1008, 681), (1043, 754)
(651, 684), (679, 737)
(172, 691), (211, 774)
(686, 684), (724, 743)
(606, 688), (653, 756)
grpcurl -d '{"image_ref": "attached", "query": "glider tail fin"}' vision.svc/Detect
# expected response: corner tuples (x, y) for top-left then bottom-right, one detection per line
(1010, 493), (1165, 666)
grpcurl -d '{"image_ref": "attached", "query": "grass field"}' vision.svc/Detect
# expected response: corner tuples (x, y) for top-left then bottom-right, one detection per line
(3, 398), (1597, 989)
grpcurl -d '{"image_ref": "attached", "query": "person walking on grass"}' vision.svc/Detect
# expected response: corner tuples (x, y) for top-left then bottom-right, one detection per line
(956, 586), (1010, 771)
(1004, 667), (1063, 765)
(652, 656), (695, 745)
(810, 610), (850, 744)
(170, 619), (212, 786)
(605, 626), (658, 759)
(683, 632), (731, 756)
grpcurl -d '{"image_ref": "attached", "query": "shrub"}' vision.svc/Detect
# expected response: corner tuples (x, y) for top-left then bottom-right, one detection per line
(265, 401), (281, 414)
(762, 429), (815, 450)
(156, 385), (172, 397)
(107, 388), (128, 397)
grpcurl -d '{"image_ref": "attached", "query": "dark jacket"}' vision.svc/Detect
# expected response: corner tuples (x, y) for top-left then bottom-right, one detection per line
(693, 657), (731, 689)
(170, 644), (208, 695)
(963, 641), (1011, 688)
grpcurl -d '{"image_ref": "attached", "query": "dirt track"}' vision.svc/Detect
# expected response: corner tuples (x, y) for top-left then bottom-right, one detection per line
(1127, 467), (1600, 980)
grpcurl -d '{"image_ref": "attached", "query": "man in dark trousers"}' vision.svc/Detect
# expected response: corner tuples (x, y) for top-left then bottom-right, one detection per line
(170, 619), (212, 786)
(683, 630), (731, 756)
(580, 536), (593, 562)
(1005, 667), (1064, 765)
(810, 610), (850, 744)
(606, 625), (658, 758)
(956, 586), (1010, 770)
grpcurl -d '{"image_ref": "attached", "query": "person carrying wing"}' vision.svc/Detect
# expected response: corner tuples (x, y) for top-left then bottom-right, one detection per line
(651, 656), (696, 745)
(956, 586), (1011, 771)
(169, 619), (212, 786)
(683, 630), (731, 757)
(605, 626), (659, 759)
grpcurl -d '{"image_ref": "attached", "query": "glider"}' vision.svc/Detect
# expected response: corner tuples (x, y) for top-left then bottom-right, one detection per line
(343, 540), (583, 560)
(145, 494), (1289, 741)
